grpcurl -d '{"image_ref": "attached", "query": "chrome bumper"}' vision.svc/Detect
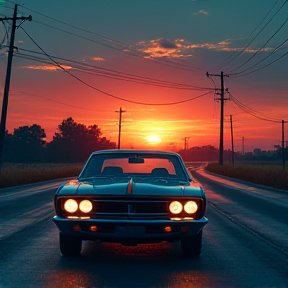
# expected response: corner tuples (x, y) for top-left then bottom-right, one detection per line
(52, 215), (208, 242)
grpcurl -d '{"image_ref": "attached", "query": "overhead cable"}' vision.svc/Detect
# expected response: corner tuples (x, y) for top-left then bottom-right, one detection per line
(230, 49), (288, 77)
(229, 92), (285, 123)
(216, 0), (280, 69)
(13, 48), (213, 91)
(229, 15), (288, 73)
(20, 27), (214, 106)
(219, 0), (287, 70)
(18, 4), (206, 73)
(11, 90), (113, 112)
(230, 37), (288, 76)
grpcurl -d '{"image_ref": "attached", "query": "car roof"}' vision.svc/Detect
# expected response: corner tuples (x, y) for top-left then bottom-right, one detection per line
(90, 149), (181, 157)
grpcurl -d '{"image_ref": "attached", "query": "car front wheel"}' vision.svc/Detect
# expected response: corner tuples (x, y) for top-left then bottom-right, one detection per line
(181, 230), (202, 258)
(59, 232), (82, 257)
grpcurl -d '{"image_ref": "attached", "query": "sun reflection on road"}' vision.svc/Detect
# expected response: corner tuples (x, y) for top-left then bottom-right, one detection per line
(43, 242), (215, 288)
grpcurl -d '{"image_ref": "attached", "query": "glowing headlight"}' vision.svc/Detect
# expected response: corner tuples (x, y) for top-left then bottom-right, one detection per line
(79, 200), (93, 213)
(184, 201), (198, 214)
(64, 199), (78, 213)
(169, 201), (183, 214)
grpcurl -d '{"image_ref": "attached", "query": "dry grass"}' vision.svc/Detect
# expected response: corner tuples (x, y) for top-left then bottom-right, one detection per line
(206, 162), (288, 191)
(2, 162), (288, 191)
(0, 163), (84, 188)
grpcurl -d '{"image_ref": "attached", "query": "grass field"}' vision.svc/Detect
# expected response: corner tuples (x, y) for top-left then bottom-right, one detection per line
(0, 163), (84, 188)
(1, 162), (288, 191)
(205, 162), (288, 191)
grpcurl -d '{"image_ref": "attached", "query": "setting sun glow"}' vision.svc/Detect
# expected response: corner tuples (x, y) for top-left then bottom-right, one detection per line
(146, 134), (162, 144)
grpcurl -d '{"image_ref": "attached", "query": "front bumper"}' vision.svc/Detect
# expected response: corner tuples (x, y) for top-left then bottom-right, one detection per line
(52, 215), (208, 243)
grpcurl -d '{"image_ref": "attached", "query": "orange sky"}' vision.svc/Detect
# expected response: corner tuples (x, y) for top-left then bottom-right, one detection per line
(1, 1), (288, 153)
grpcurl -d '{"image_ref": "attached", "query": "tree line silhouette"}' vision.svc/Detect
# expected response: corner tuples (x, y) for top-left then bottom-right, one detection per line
(178, 144), (286, 163)
(3, 116), (286, 164)
(3, 117), (116, 163)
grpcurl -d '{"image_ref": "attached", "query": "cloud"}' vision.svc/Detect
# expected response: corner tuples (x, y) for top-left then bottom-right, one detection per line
(158, 38), (178, 49)
(221, 47), (271, 53)
(193, 10), (208, 16)
(23, 64), (72, 71)
(92, 56), (105, 61)
(133, 38), (274, 59)
(134, 38), (193, 59)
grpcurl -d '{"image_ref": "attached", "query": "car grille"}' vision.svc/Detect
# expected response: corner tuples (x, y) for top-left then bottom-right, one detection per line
(91, 199), (169, 220)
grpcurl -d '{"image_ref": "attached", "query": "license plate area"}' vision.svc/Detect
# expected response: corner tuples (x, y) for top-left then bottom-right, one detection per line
(114, 225), (145, 237)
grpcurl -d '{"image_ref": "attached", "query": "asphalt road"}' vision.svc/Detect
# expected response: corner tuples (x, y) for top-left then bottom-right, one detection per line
(0, 166), (287, 288)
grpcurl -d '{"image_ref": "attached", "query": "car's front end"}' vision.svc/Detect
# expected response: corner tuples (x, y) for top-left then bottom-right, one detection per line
(52, 150), (208, 258)
(53, 185), (207, 244)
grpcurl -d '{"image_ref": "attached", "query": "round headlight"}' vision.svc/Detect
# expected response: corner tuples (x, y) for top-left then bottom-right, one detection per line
(169, 201), (183, 214)
(79, 200), (93, 213)
(64, 199), (78, 213)
(184, 201), (198, 214)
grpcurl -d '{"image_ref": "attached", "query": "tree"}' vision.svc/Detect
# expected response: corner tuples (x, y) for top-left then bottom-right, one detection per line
(179, 145), (218, 162)
(13, 124), (46, 146)
(3, 130), (14, 162)
(4, 124), (46, 162)
(47, 117), (116, 162)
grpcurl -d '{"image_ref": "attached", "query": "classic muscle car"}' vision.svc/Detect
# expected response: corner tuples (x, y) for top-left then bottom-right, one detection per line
(52, 150), (208, 258)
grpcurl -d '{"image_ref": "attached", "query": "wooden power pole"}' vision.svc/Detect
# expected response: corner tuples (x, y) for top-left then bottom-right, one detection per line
(0, 5), (32, 173)
(206, 71), (229, 166)
(230, 115), (234, 165)
(115, 107), (126, 149)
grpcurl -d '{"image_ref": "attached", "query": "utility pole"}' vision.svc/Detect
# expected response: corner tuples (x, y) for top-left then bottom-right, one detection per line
(184, 137), (190, 161)
(282, 120), (285, 170)
(0, 5), (32, 173)
(115, 107), (126, 149)
(206, 71), (229, 166)
(230, 115), (234, 165)
(242, 137), (245, 155)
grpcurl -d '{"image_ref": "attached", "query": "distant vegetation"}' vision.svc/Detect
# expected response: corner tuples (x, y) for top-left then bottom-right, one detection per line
(1, 118), (288, 189)
(0, 163), (83, 188)
(178, 145), (287, 163)
(3, 117), (116, 163)
(206, 162), (288, 191)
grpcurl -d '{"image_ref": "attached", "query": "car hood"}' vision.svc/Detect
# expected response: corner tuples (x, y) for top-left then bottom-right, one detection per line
(57, 177), (204, 197)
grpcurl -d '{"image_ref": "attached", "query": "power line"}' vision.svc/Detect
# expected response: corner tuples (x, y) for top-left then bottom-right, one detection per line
(20, 27), (214, 106)
(229, 15), (288, 73)
(216, 0), (280, 69)
(13, 47), (213, 91)
(33, 19), (206, 73)
(230, 37), (288, 76)
(219, 0), (287, 70)
(18, 4), (206, 73)
(230, 48), (288, 77)
(0, 21), (10, 46)
(11, 90), (115, 112)
(229, 92), (286, 123)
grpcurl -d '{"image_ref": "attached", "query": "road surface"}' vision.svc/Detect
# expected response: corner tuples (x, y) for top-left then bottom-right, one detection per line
(0, 165), (287, 288)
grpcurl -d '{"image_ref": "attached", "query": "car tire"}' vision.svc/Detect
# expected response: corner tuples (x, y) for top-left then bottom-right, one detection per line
(180, 230), (202, 258)
(59, 232), (82, 257)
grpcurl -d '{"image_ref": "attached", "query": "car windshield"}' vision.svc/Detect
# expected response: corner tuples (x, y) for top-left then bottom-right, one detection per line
(79, 152), (188, 180)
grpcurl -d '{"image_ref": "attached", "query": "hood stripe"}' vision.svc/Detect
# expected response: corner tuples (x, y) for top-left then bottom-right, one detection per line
(127, 178), (133, 194)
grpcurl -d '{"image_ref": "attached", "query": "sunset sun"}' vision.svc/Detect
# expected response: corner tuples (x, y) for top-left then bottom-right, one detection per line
(146, 134), (162, 144)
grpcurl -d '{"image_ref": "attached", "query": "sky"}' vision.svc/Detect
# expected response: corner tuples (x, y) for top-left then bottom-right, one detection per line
(0, 0), (288, 153)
